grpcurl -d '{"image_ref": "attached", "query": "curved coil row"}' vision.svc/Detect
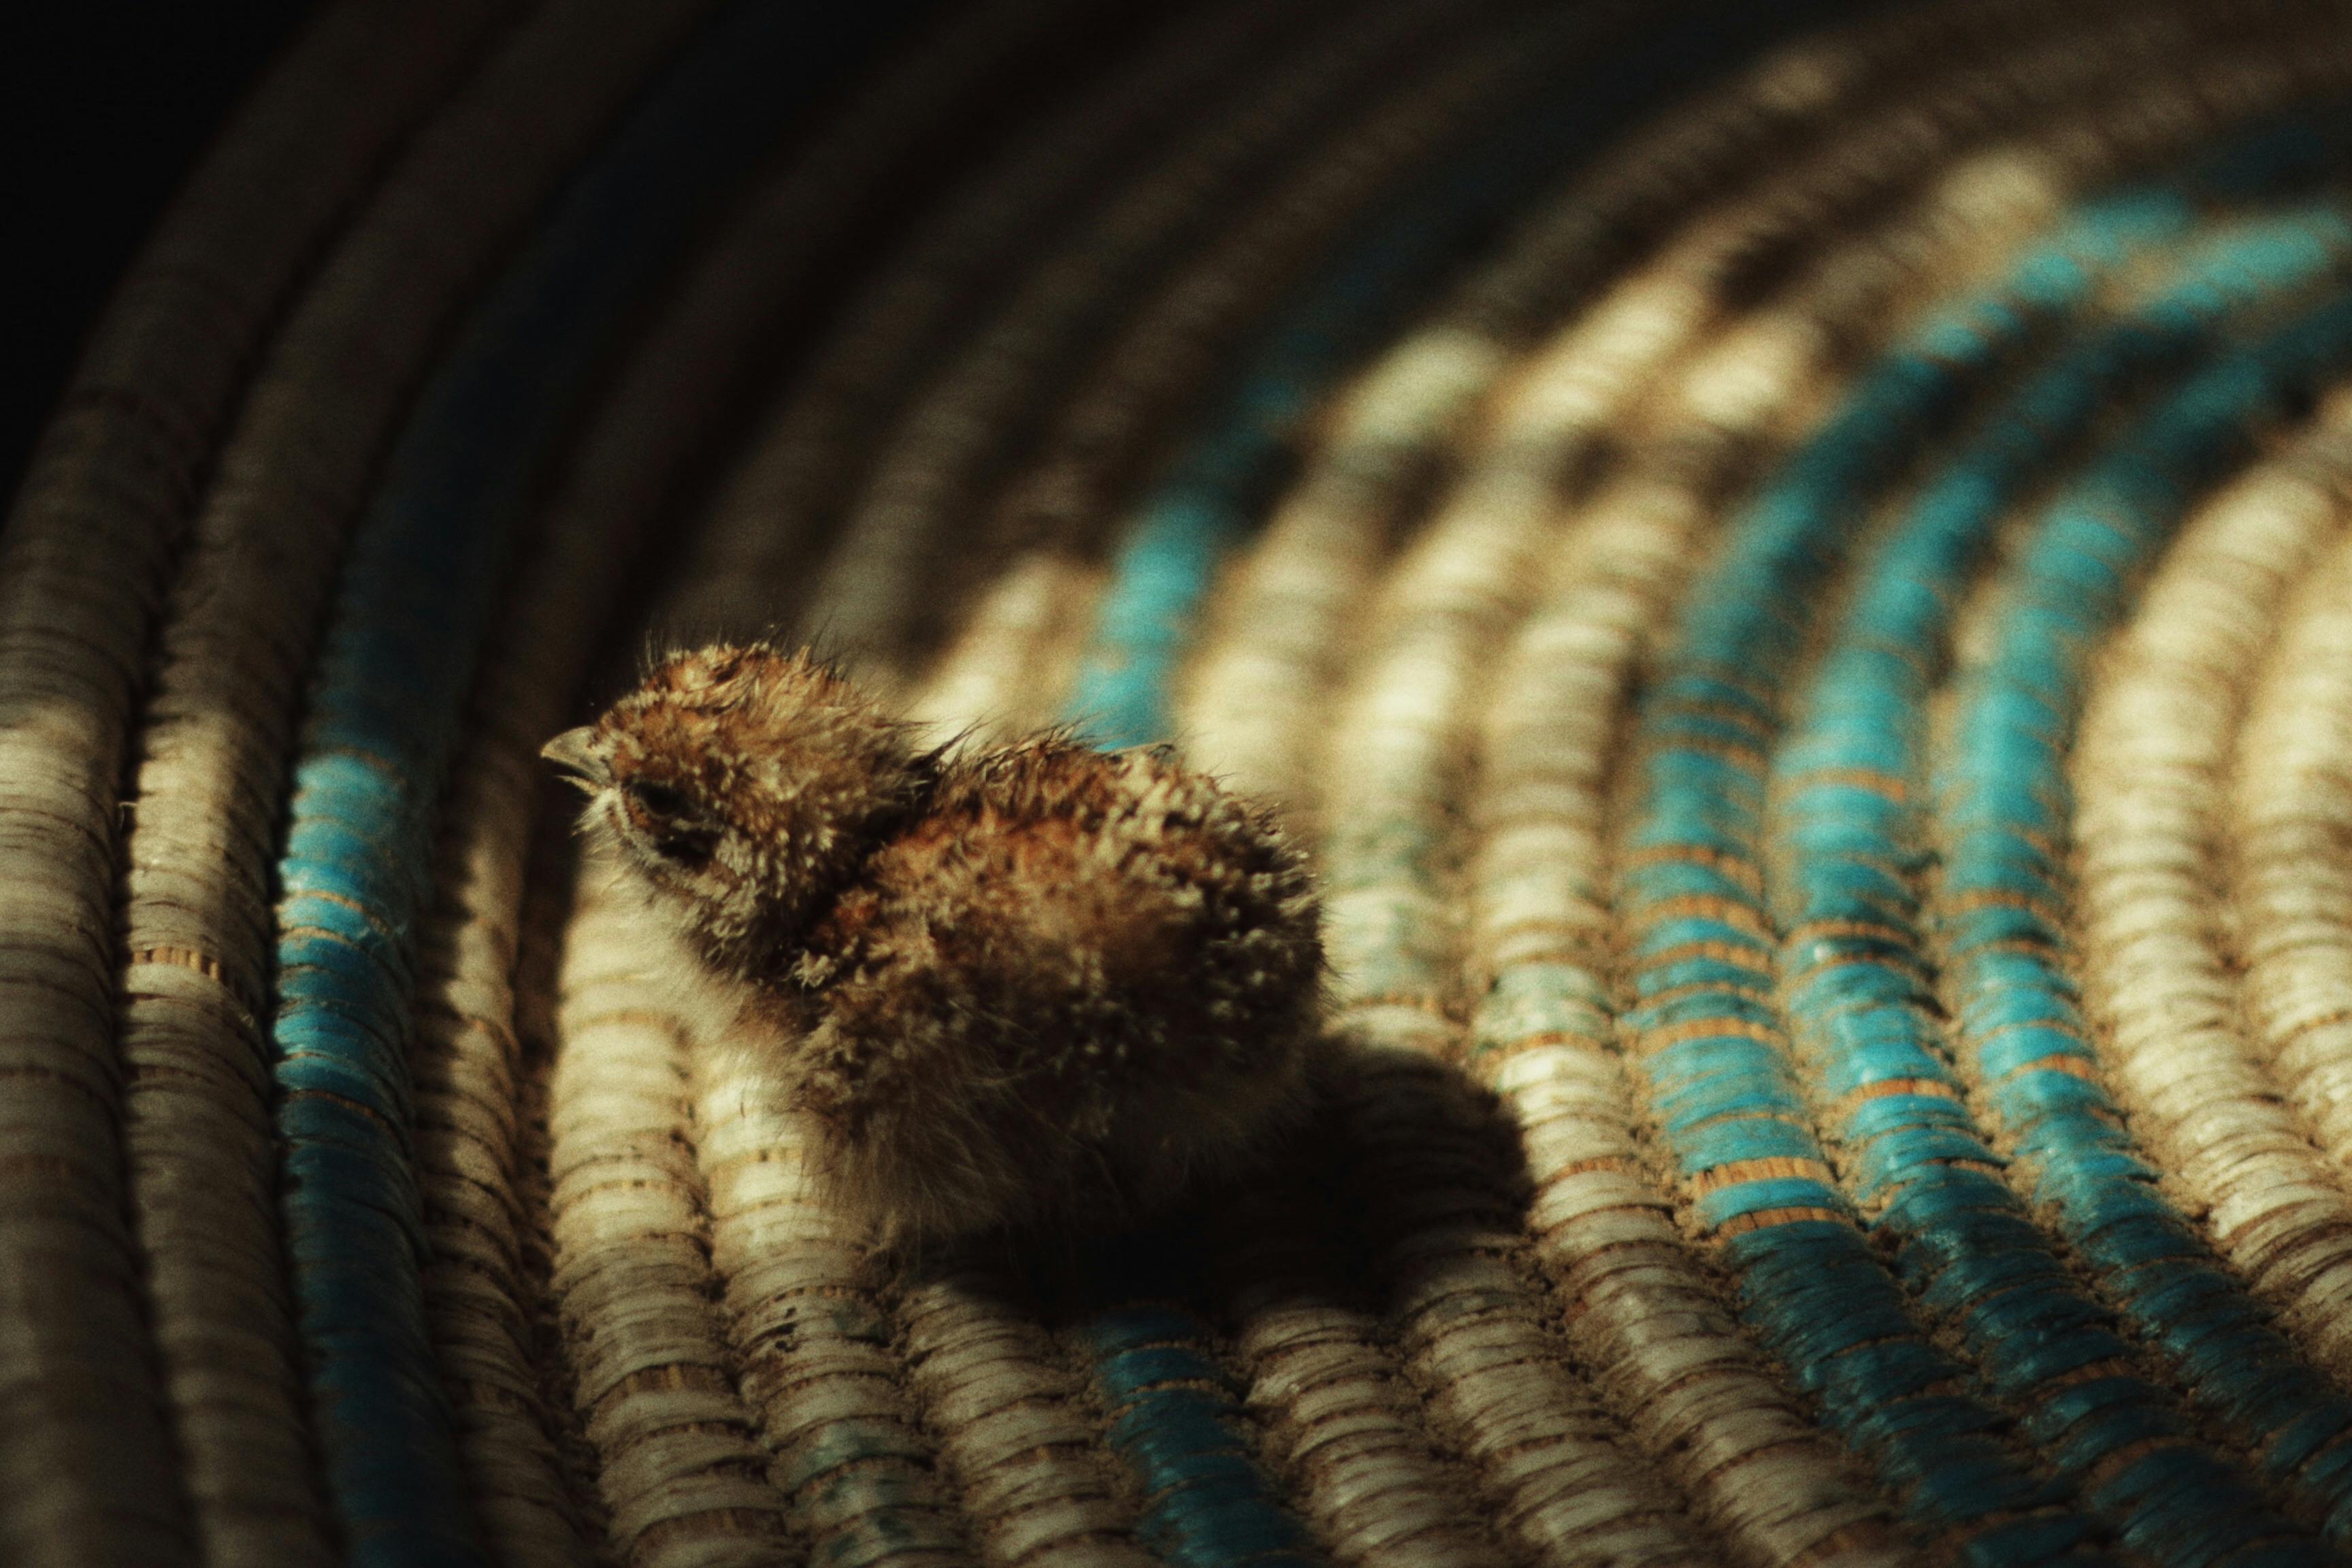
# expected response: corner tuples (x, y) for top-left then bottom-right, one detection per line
(20, 2), (2352, 1566)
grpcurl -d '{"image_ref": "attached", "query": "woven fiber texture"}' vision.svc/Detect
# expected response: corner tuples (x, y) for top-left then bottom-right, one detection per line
(24, 2), (2352, 1565)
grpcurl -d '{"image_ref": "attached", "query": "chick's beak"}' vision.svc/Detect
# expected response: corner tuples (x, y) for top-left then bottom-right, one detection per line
(541, 726), (608, 789)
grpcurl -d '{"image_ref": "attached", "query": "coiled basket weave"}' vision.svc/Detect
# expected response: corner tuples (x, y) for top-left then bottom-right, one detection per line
(31, 0), (2352, 1564)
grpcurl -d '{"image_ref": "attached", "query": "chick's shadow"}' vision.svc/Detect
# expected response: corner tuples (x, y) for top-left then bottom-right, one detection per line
(892, 1036), (1539, 1351)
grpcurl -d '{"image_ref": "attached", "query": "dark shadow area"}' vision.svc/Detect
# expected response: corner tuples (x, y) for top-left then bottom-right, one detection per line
(4, 3), (314, 502)
(1, 0), (958, 514)
(900, 1041), (1539, 1339)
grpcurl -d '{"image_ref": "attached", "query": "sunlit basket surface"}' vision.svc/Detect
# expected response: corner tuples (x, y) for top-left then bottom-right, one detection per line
(18, 1), (2352, 1565)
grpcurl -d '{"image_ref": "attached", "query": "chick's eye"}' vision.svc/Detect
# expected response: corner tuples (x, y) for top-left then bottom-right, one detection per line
(625, 778), (691, 820)
(622, 777), (719, 865)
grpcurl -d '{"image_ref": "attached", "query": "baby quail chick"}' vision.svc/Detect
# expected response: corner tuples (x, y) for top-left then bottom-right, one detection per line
(545, 643), (1328, 1246)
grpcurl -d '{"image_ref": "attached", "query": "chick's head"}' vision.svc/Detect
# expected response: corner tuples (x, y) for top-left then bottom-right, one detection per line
(545, 644), (931, 977)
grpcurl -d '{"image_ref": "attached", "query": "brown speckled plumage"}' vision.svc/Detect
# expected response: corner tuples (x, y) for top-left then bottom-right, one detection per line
(546, 642), (1328, 1245)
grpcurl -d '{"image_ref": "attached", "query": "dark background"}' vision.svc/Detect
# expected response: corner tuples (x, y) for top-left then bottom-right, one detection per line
(3, 1), (994, 521)
(7, 5), (316, 502)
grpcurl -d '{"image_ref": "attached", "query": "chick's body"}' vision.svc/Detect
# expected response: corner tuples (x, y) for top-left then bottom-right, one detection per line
(793, 741), (1325, 1240)
(551, 645), (1326, 1246)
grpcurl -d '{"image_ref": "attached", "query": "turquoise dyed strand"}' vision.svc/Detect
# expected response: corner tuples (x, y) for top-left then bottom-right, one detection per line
(266, 2), (920, 1561)
(1066, 0), (1845, 748)
(1934, 290), (2352, 1547)
(1620, 190), (2202, 1568)
(1773, 205), (2352, 1568)
(1079, 1304), (1320, 1568)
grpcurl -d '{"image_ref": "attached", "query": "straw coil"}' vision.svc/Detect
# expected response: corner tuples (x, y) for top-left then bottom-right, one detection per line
(27, 2), (2352, 1565)
(0, 1), (521, 1561)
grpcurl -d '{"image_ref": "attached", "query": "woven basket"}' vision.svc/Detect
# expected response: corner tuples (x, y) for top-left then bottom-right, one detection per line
(16, 1), (2352, 1565)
